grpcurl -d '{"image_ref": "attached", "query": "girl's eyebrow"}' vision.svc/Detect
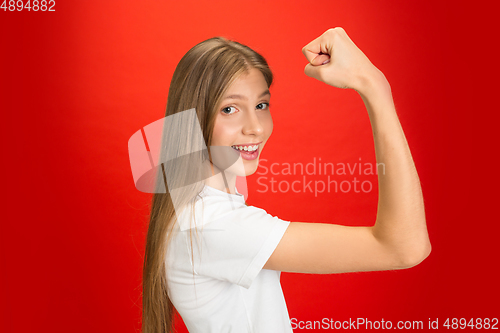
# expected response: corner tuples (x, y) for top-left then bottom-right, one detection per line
(224, 90), (271, 101)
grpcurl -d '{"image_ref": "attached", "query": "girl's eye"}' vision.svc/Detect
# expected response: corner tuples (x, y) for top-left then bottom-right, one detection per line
(256, 102), (270, 110)
(221, 106), (238, 115)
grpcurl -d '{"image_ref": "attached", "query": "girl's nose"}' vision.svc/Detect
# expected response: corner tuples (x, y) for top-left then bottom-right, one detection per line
(242, 110), (264, 136)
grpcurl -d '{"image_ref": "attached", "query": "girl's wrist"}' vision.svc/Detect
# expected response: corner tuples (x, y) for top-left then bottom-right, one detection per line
(356, 68), (392, 105)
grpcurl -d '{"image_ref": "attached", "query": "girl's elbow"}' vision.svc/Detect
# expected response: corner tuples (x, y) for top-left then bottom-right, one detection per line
(399, 240), (432, 269)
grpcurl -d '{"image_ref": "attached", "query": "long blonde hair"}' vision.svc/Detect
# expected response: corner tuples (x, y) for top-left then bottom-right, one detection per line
(142, 36), (273, 333)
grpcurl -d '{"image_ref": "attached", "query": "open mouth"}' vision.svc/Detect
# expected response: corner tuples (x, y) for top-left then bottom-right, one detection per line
(231, 143), (261, 160)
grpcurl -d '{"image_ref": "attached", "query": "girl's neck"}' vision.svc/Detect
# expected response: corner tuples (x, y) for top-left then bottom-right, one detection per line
(204, 162), (238, 195)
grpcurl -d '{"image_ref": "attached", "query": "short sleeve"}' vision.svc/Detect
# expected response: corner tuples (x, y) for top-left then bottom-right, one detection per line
(184, 201), (290, 289)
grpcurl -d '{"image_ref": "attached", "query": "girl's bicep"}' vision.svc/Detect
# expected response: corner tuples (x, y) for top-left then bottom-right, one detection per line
(264, 222), (404, 274)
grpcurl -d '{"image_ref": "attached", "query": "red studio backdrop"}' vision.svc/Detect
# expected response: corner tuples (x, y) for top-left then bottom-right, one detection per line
(1, 1), (499, 332)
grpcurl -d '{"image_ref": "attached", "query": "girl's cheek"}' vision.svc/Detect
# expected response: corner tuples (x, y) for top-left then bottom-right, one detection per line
(211, 121), (225, 146)
(263, 115), (274, 137)
(212, 119), (238, 145)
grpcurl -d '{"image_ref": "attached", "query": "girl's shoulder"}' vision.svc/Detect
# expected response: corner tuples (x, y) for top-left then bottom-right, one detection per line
(176, 185), (258, 231)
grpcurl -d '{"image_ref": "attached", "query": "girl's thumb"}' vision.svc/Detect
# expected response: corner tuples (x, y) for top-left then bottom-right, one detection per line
(304, 63), (321, 80)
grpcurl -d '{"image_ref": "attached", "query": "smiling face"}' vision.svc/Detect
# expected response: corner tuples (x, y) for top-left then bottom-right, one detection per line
(211, 68), (273, 176)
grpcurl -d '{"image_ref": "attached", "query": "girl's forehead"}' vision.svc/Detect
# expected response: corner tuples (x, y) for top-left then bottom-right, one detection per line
(224, 69), (269, 96)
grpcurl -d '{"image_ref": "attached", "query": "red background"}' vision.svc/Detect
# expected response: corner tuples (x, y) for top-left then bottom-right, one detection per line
(1, 0), (499, 332)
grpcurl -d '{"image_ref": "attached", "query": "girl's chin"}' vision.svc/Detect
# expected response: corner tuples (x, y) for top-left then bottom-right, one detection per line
(210, 156), (261, 177)
(242, 159), (260, 176)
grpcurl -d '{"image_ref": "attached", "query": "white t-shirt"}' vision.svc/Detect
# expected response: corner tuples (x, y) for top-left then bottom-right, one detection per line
(166, 185), (292, 333)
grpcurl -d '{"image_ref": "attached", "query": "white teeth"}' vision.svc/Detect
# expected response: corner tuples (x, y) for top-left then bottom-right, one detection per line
(231, 145), (259, 152)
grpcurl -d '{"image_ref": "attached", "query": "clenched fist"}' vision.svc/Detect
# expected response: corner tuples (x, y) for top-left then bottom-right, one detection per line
(302, 27), (384, 94)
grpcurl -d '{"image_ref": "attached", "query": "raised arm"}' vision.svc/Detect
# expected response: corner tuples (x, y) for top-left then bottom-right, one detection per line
(264, 28), (431, 274)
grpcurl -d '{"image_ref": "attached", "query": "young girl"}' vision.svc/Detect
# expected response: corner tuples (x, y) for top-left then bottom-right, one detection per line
(141, 27), (431, 333)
